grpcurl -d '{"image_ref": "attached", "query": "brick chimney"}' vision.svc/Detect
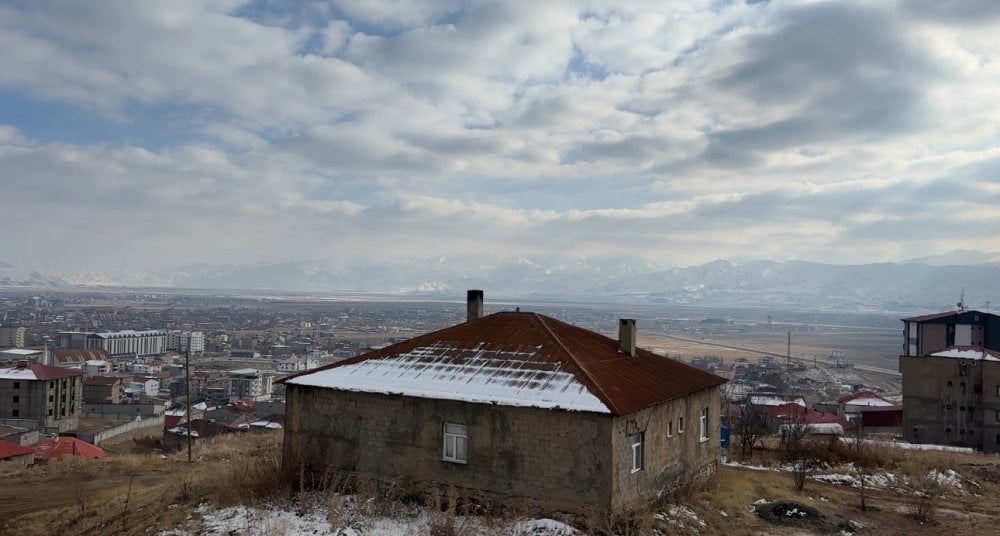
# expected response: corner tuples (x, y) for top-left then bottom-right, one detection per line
(467, 290), (484, 323)
(618, 318), (636, 357)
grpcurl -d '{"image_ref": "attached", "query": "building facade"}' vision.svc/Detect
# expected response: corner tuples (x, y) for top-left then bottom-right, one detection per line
(900, 309), (1000, 452)
(0, 327), (26, 348)
(0, 362), (83, 432)
(281, 292), (725, 513)
(60, 330), (167, 359)
(227, 369), (272, 401)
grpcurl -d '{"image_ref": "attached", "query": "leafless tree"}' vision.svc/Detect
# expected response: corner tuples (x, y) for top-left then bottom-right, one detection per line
(732, 398), (770, 457)
(780, 412), (815, 492)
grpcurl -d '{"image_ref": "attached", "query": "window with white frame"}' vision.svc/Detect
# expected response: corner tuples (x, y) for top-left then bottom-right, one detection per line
(442, 423), (468, 463)
(699, 407), (709, 441)
(666, 420), (673, 437)
(678, 416), (684, 433)
(630, 432), (644, 473)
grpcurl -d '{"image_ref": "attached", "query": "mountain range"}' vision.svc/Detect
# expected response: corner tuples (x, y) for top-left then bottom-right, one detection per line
(2, 251), (998, 313)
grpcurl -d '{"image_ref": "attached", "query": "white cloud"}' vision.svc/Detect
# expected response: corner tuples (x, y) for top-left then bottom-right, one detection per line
(1, 1), (999, 272)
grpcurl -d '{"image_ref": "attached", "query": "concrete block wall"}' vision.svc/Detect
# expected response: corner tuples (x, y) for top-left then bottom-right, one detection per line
(610, 386), (721, 510)
(901, 355), (1000, 452)
(284, 385), (614, 511)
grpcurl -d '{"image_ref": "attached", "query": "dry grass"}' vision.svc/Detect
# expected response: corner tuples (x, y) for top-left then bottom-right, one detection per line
(7, 430), (1000, 536)
(5, 431), (289, 536)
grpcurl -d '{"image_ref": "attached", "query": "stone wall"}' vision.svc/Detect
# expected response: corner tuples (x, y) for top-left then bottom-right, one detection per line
(284, 385), (614, 511)
(609, 386), (721, 510)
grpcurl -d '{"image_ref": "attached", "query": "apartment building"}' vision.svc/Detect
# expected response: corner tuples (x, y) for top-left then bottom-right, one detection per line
(900, 309), (1000, 452)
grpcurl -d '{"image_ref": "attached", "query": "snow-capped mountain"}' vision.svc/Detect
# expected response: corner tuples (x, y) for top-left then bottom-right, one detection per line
(0, 260), (67, 287)
(39, 252), (1000, 312)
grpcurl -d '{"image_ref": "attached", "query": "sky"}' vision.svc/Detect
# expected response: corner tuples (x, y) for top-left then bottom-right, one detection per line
(2, 0), (999, 272)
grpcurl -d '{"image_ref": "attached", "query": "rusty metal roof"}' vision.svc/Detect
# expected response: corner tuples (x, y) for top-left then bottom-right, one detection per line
(283, 311), (726, 416)
(900, 309), (996, 322)
(52, 348), (110, 364)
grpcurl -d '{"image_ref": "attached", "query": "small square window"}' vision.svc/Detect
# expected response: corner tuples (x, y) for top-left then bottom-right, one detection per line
(947, 381), (953, 387)
(630, 432), (644, 473)
(667, 421), (673, 437)
(945, 427), (952, 434)
(12, 396), (18, 403)
(48, 409), (53, 416)
(12, 382), (19, 389)
(678, 416), (685, 433)
(442, 423), (467, 463)
(11, 409), (18, 417)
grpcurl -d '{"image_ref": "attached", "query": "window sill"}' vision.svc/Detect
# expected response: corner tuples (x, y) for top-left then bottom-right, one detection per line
(441, 458), (467, 465)
(630, 468), (642, 474)
(699, 437), (709, 443)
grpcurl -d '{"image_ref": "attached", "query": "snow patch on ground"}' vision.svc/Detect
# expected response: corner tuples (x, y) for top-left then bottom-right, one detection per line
(158, 503), (584, 536)
(723, 460), (775, 471)
(929, 469), (963, 489)
(655, 504), (706, 532)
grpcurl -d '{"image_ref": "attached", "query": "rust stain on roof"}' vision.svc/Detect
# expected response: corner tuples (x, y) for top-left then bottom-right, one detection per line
(283, 311), (726, 416)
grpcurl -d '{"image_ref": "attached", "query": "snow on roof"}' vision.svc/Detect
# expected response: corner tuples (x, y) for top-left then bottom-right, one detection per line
(0, 363), (80, 381)
(930, 346), (1000, 361)
(838, 390), (894, 406)
(287, 341), (611, 413)
(750, 395), (805, 407)
(0, 348), (42, 356)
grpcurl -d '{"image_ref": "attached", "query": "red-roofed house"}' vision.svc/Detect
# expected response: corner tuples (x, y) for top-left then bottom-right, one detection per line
(281, 291), (726, 513)
(764, 403), (852, 435)
(0, 362), (83, 432)
(0, 438), (34, 465)
(32, 435), (106, 463)
(837, 390), (895, 424)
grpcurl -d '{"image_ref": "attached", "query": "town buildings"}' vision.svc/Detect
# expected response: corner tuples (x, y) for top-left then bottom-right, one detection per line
(0, 326), (26, 348)
(281, 291), (725, 513)
(900, 309), (1000, 452)
(0, 362), (83, 432)
(58, 329), (167, 359)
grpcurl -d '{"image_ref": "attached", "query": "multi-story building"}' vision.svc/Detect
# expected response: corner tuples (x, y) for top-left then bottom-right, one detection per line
(0, 327), (26, 348)
(59, 330), (167, 359)
(176, 332), (205, 355)
(83, 376), (126, 404)
(0, 362), (83, 432)
(900, 309), (1000, 452)
(227, 369), (272, 401)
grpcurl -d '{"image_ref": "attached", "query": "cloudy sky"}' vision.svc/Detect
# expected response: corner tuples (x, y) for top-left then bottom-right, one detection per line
(2, 0), (999, 272)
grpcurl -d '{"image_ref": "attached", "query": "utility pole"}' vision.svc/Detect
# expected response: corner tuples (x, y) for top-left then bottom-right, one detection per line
(185, 346), (192, 462)
(786, 330), (791, 374)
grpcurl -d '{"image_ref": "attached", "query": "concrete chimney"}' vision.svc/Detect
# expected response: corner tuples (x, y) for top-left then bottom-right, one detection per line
(467, 290), (484, 323)
(618, 318), (637, 357)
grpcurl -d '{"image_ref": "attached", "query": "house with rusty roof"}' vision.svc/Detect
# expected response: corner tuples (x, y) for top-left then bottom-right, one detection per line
(900, 308), (1000, 452)
(280, 291), (726, 513)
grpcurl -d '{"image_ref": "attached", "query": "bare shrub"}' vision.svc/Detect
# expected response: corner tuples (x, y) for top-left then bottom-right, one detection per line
(903, 461), (947, 522)
(733, 398), (770, 458)
(779, 415), (816, 492)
